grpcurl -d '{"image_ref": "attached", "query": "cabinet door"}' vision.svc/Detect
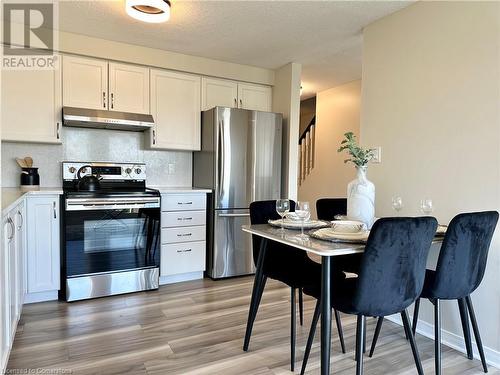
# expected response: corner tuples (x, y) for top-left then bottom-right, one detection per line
(109, 62), (150, 114)
(62, 55), (108, 110)
(26, 197), (60, 293)
(14, 202), (26, 309)
(237, 83), (272, 112)
(201, 77), (238, 111)
(150, 69), (201, 151)
(1, 216), (13, 358)
(7, 214), (17, 344)
(1, 60), (62, 144)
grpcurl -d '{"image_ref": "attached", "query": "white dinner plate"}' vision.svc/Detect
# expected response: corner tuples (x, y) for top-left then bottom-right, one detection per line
(309, 228), (370, 243)
(268, 219), (328, 230)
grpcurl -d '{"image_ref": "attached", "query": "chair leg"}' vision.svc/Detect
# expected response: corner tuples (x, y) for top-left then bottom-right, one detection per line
(458, 298), (473, 360)
(401, 309), (424, 375)
(299, 287), (304, 326)
(300, 300), (321, 375)
(291, 288), (296, 372)
(466, 296), (488, 373)
(243, 274), (267, 351)
(369, 317), (384, 357)
(435, 299), (442, 375)
(412, 298), (420, 336)
(334, 309), (346, 354)
(356, 315), (366, 375)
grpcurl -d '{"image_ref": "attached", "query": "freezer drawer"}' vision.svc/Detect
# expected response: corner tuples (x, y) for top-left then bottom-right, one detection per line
(161, 241), (206, 276)
(161, 225), (206, 244)
(210, 209), (254, 278)
(161, 210), (206, 228)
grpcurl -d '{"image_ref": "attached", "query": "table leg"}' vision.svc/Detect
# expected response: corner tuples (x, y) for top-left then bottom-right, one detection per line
(243, 238), (268, 351)
(321, 256), (331, 375)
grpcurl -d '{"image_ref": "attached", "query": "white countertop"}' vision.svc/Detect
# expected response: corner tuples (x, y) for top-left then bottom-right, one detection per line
(150, 186), (212, 194)
(2, 187), (63, 214)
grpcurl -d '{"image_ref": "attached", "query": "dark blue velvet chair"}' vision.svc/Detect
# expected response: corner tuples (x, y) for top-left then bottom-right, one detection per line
(300, 217), (438, 375)
(243, 200), (346, 371)
(370, 211), (498, 375)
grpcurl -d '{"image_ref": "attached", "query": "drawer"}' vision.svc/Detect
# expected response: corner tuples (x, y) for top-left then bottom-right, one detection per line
(161, 210), (206, 228)
(162, 193), (206, 211)
(161, 241), (206, 276)
(161, 225), (206, 244)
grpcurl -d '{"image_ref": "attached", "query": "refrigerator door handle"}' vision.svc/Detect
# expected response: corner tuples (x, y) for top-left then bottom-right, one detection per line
(218, 213), (250, 218)
(217, 120), (225, 205)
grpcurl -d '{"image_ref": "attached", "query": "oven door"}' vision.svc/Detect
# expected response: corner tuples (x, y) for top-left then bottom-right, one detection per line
(63, 199), (160, 277)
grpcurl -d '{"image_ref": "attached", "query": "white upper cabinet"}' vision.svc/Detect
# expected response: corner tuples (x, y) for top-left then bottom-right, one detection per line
(62, 55), (108, 110)
(201, 77), (238, 111)
(1, 58), (62, 144)
(149, 69), (201, 151)
(108, 62), (150, 114)
(237, 83), (272, 112)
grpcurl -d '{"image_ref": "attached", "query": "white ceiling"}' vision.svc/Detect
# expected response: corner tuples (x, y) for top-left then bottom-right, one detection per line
(57, 1), (413, 98)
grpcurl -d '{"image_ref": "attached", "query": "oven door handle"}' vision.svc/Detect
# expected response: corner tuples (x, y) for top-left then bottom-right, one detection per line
(66, 198), (160, 211)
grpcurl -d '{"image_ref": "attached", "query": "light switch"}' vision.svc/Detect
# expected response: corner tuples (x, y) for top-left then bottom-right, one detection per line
(372, 147), (382, 163)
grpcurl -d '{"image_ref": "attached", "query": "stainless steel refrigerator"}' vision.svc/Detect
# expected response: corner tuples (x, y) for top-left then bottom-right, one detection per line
(193, 107), (282, 279)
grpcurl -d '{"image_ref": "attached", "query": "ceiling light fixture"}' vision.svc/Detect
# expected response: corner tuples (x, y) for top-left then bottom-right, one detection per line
(126, 0), (171, 23)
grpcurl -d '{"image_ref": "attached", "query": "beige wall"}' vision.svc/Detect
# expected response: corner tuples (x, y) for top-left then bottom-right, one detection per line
(298, 80), (361, 217)
(273, 63), (302, 200)
(361, 1), (500, 360)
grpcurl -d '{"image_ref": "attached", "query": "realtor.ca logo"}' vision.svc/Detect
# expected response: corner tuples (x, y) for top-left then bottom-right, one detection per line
(2, 1), (59, 70)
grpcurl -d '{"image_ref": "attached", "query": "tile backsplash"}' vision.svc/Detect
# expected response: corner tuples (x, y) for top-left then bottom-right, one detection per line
(2, 127), (192, 187)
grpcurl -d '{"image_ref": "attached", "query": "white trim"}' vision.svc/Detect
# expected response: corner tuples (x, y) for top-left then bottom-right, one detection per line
(386, 314), (500, 369)
(24, 290), (58, 304)
(159, 272), (203, 285)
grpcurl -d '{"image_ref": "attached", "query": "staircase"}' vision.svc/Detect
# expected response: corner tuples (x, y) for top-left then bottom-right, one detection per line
(298, 116), (315, 185)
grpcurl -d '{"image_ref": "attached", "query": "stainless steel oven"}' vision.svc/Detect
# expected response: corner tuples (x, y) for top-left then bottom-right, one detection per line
(60, 162), (161, 302)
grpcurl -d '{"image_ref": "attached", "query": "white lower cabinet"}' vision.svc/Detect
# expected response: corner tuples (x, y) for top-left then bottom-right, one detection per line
(26, 196), (60, 298)
(1, 201), (27, 373)
(160, 192), (207, 284)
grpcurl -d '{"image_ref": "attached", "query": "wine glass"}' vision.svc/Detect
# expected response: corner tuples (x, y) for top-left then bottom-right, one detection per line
(276, 199), (290, 232)
(295, 201), (311, 239)
(421, 198), (433, 215)
(392, 196), (403, 215)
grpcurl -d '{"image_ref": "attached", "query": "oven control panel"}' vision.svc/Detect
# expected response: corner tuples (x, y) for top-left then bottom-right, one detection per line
(62, 162), (146, 181)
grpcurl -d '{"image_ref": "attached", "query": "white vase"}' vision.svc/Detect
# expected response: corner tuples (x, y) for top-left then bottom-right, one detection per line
(347, 166), (375, 229)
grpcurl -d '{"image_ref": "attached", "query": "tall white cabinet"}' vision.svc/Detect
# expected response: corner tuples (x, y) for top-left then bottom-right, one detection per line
(148, 69), (201, 151)
(201, 77), (272, 112)
(62, 55), (150, 114)
(1, 58), (62, 144)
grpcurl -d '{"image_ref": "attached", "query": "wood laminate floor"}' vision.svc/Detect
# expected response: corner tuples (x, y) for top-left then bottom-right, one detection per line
(7, 277), (498, 374)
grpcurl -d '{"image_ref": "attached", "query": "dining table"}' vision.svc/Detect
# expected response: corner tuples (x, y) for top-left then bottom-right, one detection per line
(241, 223), (444, 375)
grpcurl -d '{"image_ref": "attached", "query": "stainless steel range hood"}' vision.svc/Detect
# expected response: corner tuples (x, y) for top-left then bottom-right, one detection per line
(62, 107), (154, 131)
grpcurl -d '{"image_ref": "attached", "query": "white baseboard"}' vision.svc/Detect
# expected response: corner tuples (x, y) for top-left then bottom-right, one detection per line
(159, 271), (203, 285)
(386, 314), (500, 369)
(24, 290), (58, 304)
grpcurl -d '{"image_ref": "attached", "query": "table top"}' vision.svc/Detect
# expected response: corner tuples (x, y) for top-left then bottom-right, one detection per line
(241, 224), (365, 257)
(241, 224), (445, 257)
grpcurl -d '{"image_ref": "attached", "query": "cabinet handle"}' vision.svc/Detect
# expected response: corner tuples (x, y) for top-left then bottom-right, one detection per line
(153, 130), (156, 145)
(53, 201), (57, 219)
(177, 217), (192, 221)
(111, 93), (114, 109)
(239, 98), (243, 107)
(234, 98), (237, 107)
(56, 122), (60, 139)
(16, 210), (23, 230)
(7, 217), (14, 241)
(176, 233), (192, 237)
(176, 248), (192, 253)
(103, 92), (106, 108)
(177, 201), (193, 205)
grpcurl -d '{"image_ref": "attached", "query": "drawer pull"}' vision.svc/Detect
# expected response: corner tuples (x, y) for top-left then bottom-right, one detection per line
(177, 248), (192, 253)
(177, 201), (193, 205)
(177, 233), (192, 237)
(177, 217), (193, 221)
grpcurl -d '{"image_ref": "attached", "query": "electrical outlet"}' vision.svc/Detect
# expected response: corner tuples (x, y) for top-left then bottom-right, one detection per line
(168, 163), (176, 174)
(372, 147), (382, 163)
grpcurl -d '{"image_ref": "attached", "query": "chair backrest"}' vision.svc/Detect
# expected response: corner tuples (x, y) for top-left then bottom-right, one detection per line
(316, 198), (347, 221)
(353, 217), (438, 317)
(249, 200), (296, 264)
(431, 211), (499, 299)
